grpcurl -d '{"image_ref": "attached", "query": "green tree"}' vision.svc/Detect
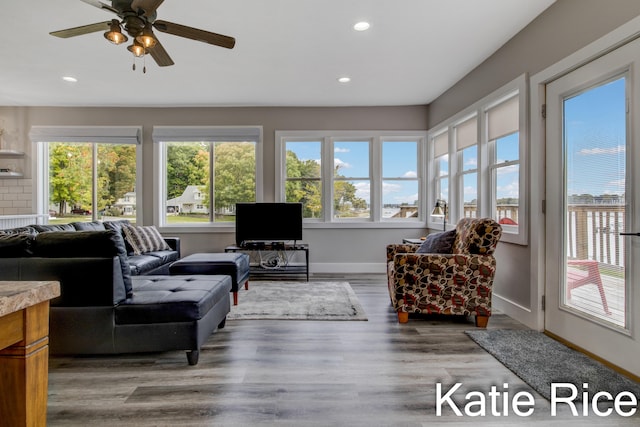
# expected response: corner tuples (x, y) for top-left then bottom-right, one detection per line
(285, 150), (322, 218)
(97, 144), (136, 211)
(208, 142), (256, 211)
(166, 142), (209, 200)
(49, 143), (92, 215)
(333, 164), (368, 217)
(284, 150), (368, 218)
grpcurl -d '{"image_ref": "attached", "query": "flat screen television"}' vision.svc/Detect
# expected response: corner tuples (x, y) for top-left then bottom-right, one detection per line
(235, 202), (303, 246)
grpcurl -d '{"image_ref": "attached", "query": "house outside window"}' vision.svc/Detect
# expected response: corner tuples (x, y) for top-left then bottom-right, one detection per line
(276, 131), (426, 225)
(30, 126), (141, 224)
(153, 126), (263, 228)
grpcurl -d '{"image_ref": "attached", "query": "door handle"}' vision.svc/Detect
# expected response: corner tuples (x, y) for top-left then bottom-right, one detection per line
(620, 232), (640, 236)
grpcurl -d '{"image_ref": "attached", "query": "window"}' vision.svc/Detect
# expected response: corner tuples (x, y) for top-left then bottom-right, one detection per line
(432, 130), (449, 226)
(487, 95), (520, 231)
(382, 140), (419, 219)
(30, 126), (141, 224)
(333, 140), (370, 220)
(153, 126), (263, 227)
(284, 140), (322, 218)
(277, 131), (426, 225)
(455, 116), (478, 218)
(427, 75), (526, 244)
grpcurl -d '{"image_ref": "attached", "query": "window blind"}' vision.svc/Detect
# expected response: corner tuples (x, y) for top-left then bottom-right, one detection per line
(152, 126), (262, 143)
(433, 131), (449, 158)
(487, 96), (519, 140)
(455, 116), (477, 150)
(29, 126), (141, 144)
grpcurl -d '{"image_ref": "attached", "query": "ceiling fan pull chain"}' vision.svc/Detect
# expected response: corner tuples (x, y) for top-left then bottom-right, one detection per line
(143, 52), (147, 74)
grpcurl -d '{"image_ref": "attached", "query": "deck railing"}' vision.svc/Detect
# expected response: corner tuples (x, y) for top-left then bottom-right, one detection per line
(462, 204), (518, 223)
(463, 203), (623, 268)
(567, 204), (625, 268)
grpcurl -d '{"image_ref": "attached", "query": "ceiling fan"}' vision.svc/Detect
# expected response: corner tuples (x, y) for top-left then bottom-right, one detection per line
(50, 0), (235, 71)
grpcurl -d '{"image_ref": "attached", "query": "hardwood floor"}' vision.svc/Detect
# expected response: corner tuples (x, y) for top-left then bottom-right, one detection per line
(46, 274), (638, 426)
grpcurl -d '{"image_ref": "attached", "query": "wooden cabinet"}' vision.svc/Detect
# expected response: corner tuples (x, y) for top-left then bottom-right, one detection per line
(0, 281), (60, 427)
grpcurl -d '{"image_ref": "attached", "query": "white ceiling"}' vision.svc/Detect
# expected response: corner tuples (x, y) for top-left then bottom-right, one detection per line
(0, 0), (555, 107)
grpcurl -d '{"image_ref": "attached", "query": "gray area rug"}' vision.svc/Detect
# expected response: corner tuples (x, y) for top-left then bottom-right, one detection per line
(465, 329), (640, 401)
(228, 281), (368, 321)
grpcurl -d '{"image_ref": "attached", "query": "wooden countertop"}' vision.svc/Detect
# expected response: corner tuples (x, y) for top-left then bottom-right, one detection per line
(0, 281), (60, 317)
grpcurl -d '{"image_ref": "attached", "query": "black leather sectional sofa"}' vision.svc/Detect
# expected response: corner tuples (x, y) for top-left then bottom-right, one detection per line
(0, 220), (231, 365)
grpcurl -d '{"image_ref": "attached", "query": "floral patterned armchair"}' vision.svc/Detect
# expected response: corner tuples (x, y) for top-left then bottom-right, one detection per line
(386, 217), (502, 327)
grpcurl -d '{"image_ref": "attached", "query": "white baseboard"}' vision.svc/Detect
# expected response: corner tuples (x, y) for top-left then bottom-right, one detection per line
(492, 292), (541, 330)
(310, 262), (387, 274)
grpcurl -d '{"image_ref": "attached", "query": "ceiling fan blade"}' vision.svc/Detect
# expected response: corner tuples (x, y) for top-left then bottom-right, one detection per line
(153, 20), (236, 49)
(80, 0), (119, 14)
(148, 39), (174, 67)
(131, 0), (164, 16)
(50, 21), (112, 38)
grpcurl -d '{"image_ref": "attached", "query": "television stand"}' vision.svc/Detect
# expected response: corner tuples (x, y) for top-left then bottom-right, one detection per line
(225, 243), (309, 281)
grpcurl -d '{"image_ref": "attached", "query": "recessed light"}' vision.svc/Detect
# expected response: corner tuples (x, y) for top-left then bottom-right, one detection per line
(353, 21), (370, 31)
(337, 77), (351, 83)
(62, 76), (78, 83)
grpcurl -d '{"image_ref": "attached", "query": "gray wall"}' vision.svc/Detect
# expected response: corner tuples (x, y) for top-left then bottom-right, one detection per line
(428, 0), (640, 309)
(429, 0), (640, 128)
(5, 105), (429, 271)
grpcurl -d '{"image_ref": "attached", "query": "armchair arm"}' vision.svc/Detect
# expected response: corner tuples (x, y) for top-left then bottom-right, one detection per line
(163, 237), (181, 257)
(386, 244), (421, 263)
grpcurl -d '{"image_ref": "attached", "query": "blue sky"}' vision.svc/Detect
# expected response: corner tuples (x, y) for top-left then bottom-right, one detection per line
(495, 133), (519, 201)
(564, 77), (626, 197)
(287, 140), (419, 206)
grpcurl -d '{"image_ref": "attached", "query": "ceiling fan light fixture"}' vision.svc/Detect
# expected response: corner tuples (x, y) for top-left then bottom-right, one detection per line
(104, 19), (128, 45)
(127, 40), (146, 57)
(135, 24), (157, 49)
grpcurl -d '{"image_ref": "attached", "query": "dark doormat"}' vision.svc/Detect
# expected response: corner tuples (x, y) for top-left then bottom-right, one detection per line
(465, 329), (640, 402)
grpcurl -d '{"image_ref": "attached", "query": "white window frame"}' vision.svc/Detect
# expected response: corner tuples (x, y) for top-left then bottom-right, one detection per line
(427, 74), (528, 244)
(455, 114), (480, 220)
(429, 129), (450, 230)
(381, 137), (422, 221)
(30, 126), (143, 223)
(275, 130), (427, 228)
(153, 126), (263, 231)
(332, 138), (373, 221)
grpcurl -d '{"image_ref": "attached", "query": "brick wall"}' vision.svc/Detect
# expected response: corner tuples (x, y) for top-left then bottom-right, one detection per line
(0, 178), (33, 215)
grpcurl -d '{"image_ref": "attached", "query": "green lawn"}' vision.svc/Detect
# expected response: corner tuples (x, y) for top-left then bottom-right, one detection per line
(49, 214), (234, 225)
(166, 214), (234, 223)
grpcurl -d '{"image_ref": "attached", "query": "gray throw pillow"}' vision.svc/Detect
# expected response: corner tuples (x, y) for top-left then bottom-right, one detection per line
(416, 229), (456, 254)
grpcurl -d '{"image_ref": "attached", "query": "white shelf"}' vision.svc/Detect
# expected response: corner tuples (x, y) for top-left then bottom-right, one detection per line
(0, 170), (23, 178)
(0, 149), (25, 157)
(0, 147), (26, 177)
